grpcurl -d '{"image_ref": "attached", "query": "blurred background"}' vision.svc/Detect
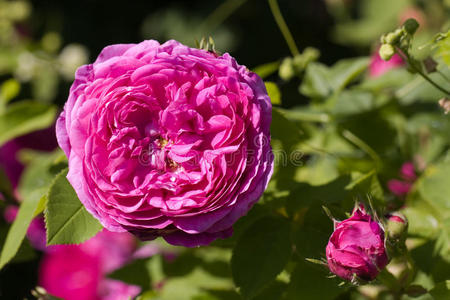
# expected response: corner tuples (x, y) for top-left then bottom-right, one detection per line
(1, 0), (447, 109)
(0, 0), (449, 299)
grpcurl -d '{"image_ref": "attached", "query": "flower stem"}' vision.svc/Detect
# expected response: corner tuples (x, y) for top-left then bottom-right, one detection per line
(268, 0), (300, 56)
(396, 47), (450, 96)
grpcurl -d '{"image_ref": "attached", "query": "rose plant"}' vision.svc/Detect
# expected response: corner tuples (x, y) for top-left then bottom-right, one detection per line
(0, 1), (449, 299)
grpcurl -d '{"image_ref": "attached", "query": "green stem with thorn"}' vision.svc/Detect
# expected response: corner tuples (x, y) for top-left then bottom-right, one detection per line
(395, 47), (450, 96)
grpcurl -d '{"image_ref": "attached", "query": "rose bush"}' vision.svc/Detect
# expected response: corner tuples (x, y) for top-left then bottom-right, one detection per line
(326, 206), (389, 281)
(56, 40), (273, 247)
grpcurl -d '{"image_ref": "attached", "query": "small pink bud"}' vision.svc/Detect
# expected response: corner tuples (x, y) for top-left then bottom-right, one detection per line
(386, 213), (408, 241)
(400, 162), (417, 182)
(387, 179), (412, 197)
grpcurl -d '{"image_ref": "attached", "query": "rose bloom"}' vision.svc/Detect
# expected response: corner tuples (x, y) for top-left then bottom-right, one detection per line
(326, 206), (389, 281)
(56, 40), (273, 247)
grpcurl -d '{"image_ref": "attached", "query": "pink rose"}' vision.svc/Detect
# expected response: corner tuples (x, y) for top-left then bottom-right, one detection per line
(56, 40), (273, 247)
(39, 230), (140, 300)
(326, 206), (389, 281)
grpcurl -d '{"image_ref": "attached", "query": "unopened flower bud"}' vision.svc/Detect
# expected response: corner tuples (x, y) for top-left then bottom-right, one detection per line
(326, 206), (389, 281)
(403, 18), (419, 35)
(385, 29), (403, 45)
(386, 213), (408, 241)
(379, 44), (395, 61)
(279, 57), (295, 81)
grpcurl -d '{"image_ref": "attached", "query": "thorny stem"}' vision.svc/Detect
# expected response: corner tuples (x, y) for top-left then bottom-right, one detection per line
(268, 0), (300, 56)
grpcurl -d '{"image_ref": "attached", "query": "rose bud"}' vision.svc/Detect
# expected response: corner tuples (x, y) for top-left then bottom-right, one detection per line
(326, 206), (389, 281)
(386, 213), (408, 241)
(399, 162), (417, 182)
(56, 40), (273, 247)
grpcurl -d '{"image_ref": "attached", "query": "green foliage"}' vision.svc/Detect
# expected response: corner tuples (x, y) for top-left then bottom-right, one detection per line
(45, 169), (103, 245)
(231, 216), (292, 299)
(265, 81), (281, 105)
(300, 57), (369, 99)
(109, 259), (152, 290)
(252, 61), (280, 79)
(332, 0), (410, 46)
(434, 31), (450, 64)
(429, 280), (450, 299)
(0, 101), (57, 146)
(0, 78), (20, 105)
(286, 259), (343, 300)
(415, 160), (450, 261)
(0, 150), (63, 269)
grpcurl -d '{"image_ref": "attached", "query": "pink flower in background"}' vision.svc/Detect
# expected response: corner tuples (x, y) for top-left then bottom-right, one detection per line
(39, 230), (140, 300)
(369, 50), (404, 78)
(326, 206), (389, 281)
(387, 162), (417, 198)
(398, 7), (426, 29)
(39, 245), (102, 300)
(98, 279), (141, 300)
(56, 39), (273, 247)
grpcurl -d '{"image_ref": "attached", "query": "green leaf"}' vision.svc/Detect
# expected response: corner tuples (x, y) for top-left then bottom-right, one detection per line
(418, 161), (450, 217)
(429, 280), (450, 299)
(415, 160), (450, 260)
(0, 189), (42, 269)
(252, 61), (280, 79)
(287, 176), (352, 215)
(434, 30), (450, 65)
(299, 57), (369, 99)
(231, 216), (292, 299)
(328, 57), (369, 91)
(0, 78), (20, 106)
(0, 101), (57, 147)
(264, 81), (281, 105)
(286, 259), (343, 300)
(268, 108), (306, 191)
(300, 62), (332, 98)
(0, 151), (62, 269)
(346, 170), (385, 205)
(109, 259), (152, 289)
(45, 169), (103, 245)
